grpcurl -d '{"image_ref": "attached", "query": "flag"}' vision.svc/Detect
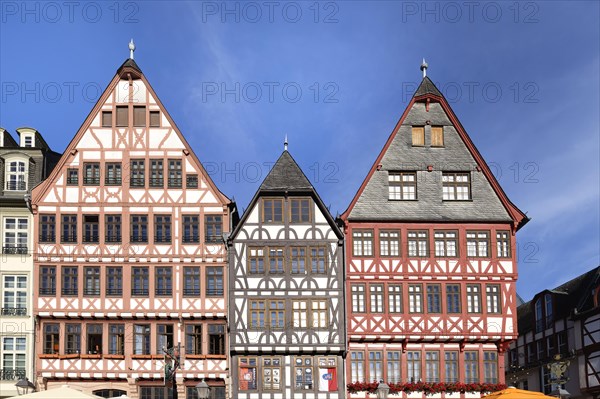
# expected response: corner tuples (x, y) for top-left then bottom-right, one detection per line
(319, 367), (338, 392)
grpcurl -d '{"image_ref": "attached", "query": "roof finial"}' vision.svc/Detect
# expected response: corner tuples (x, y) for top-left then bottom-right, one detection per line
(420, 58), (428, 78)
(284, 134), (288, 151)
(129, 39), (136, 60)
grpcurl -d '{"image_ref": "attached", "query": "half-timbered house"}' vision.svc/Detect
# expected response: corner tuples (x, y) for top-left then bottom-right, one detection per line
(227, 147), (346, 399)
(340, 64), (529, 398)
(31, 47), (234, 399)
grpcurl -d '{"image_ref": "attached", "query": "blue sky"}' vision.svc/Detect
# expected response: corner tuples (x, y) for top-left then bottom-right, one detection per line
(1, 1), (598, 301)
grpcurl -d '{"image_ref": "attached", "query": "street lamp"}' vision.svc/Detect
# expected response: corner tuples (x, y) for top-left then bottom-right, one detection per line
(376, 380), (390, 399)
(15, 377), (36, 395)
(195, 379), (210, 399)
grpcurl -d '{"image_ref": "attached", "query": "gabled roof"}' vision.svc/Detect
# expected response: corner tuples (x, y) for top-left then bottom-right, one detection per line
(32, 58), (230, 206)
(340, 74), (529, 231)
(229, 149), (343, 241)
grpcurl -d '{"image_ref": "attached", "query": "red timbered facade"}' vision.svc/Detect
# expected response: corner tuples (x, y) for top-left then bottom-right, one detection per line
(31, 51), (233, 399)
(340, 67), (528, 398)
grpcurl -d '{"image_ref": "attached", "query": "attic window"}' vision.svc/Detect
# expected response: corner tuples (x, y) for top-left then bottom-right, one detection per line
(23, 135), (33, 147)
(149, 111), (160, 127)
(431, 126), (444, 147)
(133, 106), (146, 127)
(262, 198), (283, 223)
(116, 106), (128, 127)
(102, 111), (112, 127)
(388, 172), (416, 200)
(412, 126), (425, 146)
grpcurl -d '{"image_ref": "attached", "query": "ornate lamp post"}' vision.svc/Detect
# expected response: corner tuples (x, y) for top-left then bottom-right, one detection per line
(376, 380), (390, 399)
(15, 378), (35, 395)
(195, 379), (210, 399)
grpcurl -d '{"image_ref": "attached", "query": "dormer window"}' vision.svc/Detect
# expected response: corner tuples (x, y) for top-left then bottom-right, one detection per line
(5, 160), (27, 191)
(535, 293), (554, 333)
(22, 135), (33, 147)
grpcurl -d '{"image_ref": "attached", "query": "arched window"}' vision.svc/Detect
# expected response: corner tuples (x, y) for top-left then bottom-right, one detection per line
(6, 160), (27, 191)
(93, 389), (127, 398)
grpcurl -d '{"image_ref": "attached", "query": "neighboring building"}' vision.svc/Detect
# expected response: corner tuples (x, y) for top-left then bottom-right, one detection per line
(227, 148), (346, 399)
(339, 66), (529, 398)
(507, 266), (600, 399)
(0, 127), (60, 398)
(31, 50), (235, 398)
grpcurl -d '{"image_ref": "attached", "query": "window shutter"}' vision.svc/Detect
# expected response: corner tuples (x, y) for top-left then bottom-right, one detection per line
(412, 126), (425, 146)
(432, 126), (444, 146)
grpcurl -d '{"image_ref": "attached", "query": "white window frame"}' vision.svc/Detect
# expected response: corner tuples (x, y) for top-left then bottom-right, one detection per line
(5, 157), (28, 191)
(3, 217), (28, 255)
(2, 275), (27, 316)
(1, 337), (27, 379)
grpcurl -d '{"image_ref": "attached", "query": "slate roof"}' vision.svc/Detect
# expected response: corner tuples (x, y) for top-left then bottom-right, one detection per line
(117, 58), (142, 74)
(259, 150), (313, 192)
(414, 76), (443, 97)
(517, 266), (600, 334)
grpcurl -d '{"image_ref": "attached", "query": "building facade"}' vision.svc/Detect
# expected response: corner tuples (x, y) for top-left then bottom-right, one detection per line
(340, 71), (529, 398)
(31, 55), (234, 399)
(0, 128), (59, 398)
(227, 149), (346, 399)
(507, 266), (600, 399)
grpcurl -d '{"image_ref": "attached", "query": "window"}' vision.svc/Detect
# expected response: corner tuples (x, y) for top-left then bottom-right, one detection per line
(43, 324), (59, 354)
(446, 284), (461, 313)
(527, 342), (535, 364)
(83, 215), (99, 243)
(206, 267), (223, 296)
(290, 247), (306, 274)
(105, 215), (121, 243)
(464, 351), (479, 383)
(353, 229), (373, 257)
(39, 215), (56, 243)
(545, 293), (554, 327)
(427, 284), (441, 313)
(434, 231), (458, 257)
(154, 215), (171, 243)
(105, 163), (122, 185)
(370, 284), (384, 313)
(205, 215), (222, 243)
(157, 324), (174, 352)
(186, 325), (202, 355)
(139, 387), (173, 399)
(87, 324), (102, 354)
(66, 168), (78, 185)
(496, 231), (511, 258)
(408, 230), (429, 257)
(537, 340), (545, 361)
(133, 324), (151, 355)
(62, 266), (78, 296)
(3, 218), (28, 254)
(248, 248), (265, 274)
(39, 266), (56, 296)
(388, 172), (417, 200)
(65, 324), (81, 354)
(262, 357), (282, 390)
(2, 276), (27, 316)
(130, 159), (145, 187)
(380, 230), (400, 256)
(442, 172), (471, 200)
(558, 331), (568, 355)
(116, 106), (128, 127)
(369, 351), (383, 382)
(106, 267), (122, 296)
(2, 337), (26, 379)
(262, 198), (283, 223)
(467, 231), (490, 257)
(431, 126), (444, 146)
(182, 216), (200, 243)
(445, 352), (459, 383)
(310, 246), (327, 274)
(155, 267), (172, 296)
(239, 357), (258, 390)
(94, 390), (128, 399)
(83, 163), (100, 185)
(133, 106), (146, 127)
(149, 111), (160, 127)
(290, 198), (311, 223)
(311, 300), (327, 328)
(101, 111), (112, 127)
(467, 284), (481, 313)
(351, 284), (366, 313)
(23, 135), (33, 147)
(483, 352), (498, 383)
(388, 285), (402, 313)
(268, 247), (284, 274)
(350, 352), (365, 382)
(407, 351), (421, 382)
(150, 159), (164, 187)
(250, 301), (266, 328)
(6, 161), (26, 191)
(131, 215), (148, 243)
(61, 214), (77, 243)
(425, 351), (440, 382)
(317, 357), (338, 392)
(292, 301), (308, 328)
(292, 300), (327, 328)
(486, 284), (501, 314)
(109, 324), (124, 355)
(132, 267), (149, 296)
(409, 284), (423, 313)
(208, 324), (225, 355)
(186, 174), (198, 188)
(294, 356), (314, 390)
(84, 267), (100, 296)
(535, 298), (544, 332)
(183, 267), (200, 296)
(412, 126), (425, 146)
(547, 336), (555, 358)
(269, 300), (285, 329)
(387, 352), (401, 383)
(168, 159), (182, 188)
